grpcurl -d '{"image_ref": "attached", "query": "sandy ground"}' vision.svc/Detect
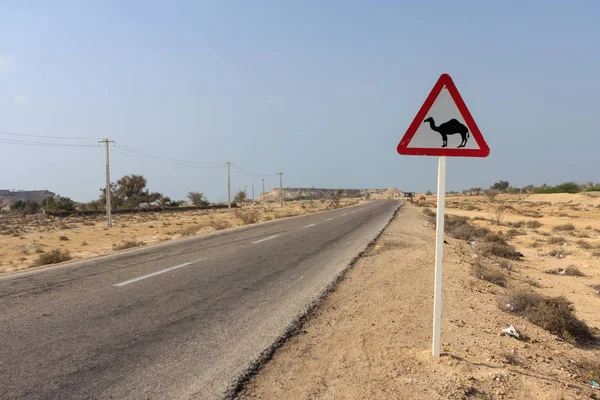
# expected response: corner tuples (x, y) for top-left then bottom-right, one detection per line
(239, 198), (600, 400)
(0, 200), (361, 274)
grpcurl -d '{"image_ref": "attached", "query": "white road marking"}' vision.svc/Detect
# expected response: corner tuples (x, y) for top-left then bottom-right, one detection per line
(350, 210), (356, 213)
(342, 213), (347, 216)
(302, 223), (316, 228)
(113, 258), (207, 287)
(325, 218), (334, 221)
(252, 235), (279, 244)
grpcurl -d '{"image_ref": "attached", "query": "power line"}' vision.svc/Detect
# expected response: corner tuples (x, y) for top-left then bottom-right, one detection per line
(232, 165), (278, 176)
(115, 143), (224, 167)
(0, 130), (101, 140)
(112, 147), (225, 169)
(0, 138), (98, 148)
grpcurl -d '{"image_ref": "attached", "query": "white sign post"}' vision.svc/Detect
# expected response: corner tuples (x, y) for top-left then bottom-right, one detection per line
(432, 156), (446, 356)
(397, 74), (490, 357)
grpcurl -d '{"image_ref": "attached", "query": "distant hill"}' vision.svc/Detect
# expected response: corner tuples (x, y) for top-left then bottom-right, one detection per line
(256, 188), (403, 202)
(0, 190), (56, 206)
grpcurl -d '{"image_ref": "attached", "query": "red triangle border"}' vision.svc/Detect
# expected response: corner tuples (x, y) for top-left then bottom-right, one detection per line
(397, 74), (490, 157)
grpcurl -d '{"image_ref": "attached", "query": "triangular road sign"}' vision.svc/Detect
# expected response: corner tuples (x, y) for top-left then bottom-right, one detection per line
(397, 74), (490, 157)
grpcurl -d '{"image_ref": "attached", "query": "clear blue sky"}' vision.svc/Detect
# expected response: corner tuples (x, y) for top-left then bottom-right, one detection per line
(1, 1), (599, 202)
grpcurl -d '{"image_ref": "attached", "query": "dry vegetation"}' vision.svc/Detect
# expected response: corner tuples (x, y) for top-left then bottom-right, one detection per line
(0, 199), (362, 273)
(241, 198), (600, 399)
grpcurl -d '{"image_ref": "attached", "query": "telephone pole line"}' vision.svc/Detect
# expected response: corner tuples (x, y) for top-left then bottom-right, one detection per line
(226, 162), (231, 210)
(261, 178), (266, 207)
(99, 138), (115, 228)
(252, 183), (255, 202)
(278, 172), (284, 207)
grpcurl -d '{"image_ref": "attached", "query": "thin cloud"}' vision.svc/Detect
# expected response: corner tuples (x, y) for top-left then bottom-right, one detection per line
(267, 95), (286, 105)
(14, 94), (30, 105)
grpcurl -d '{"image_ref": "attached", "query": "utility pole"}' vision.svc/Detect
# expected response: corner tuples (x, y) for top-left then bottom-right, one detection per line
(252, 183), (255, 201)
(278, 172), (284, 207)
(261, 178), (266, 207)
(226, 162), (231, 210)
(99, 138), (114, 228)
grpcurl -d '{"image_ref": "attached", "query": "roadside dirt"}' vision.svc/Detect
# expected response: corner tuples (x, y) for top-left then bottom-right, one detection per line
(0, 200), (361, 273)
(239, 202), (600, 400)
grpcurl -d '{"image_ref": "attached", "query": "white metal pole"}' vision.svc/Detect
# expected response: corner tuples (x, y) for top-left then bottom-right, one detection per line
(432, 156), (446, 357)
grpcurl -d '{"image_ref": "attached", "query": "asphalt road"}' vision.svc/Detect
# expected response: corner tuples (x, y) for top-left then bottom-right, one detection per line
(0, 200), (401, 400)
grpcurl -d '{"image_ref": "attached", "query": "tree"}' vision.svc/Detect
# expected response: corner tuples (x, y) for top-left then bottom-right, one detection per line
(425, 190), (433, 196)
(234, 189), (247, 204)
(491, 181), (510, 191)
(97, 174), (161, 209)
(57, 197), (76, 211)
(10, 200), (40, 215)
(41, 196), (75, 211)
(41, 196), (58, 210)
(329, 189), (344, 208)
(188, 191), (209, 206)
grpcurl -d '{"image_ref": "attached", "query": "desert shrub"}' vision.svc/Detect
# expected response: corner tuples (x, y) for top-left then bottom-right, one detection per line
(576, 239), (592, 249)
(81, 241), (88, 246)
(209, 218), (231, 230)
(179, 224), (207, 237)
(35, 249), (71, 266)
(485, 189), (499, 201)
(470, 260), (506, 287)
(525, 278), (543, 288)
(525, 296), (594, 345)
(553, 223), (575, 232)
(505, 228), (526, 237)
(547, 236), (567, 245)
(525, 220), (543, 229)
(592, 284), (600, 296)
(508, 220), (525, 228)
(113, 241), (144, 250)
(478, 242), (522, 260)
(593, 251), (600, 257)
(546, 249), (570, 258)
(499, 288), (543, 313)
(59, 236), (69, 241)
(499, 288), (594, 345)
(545, 266), (585, 277)
(422, 208), (435, 218)
(235, 208), (260, 225)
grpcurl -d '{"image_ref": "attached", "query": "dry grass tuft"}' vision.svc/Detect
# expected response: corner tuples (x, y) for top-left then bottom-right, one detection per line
(113, 241), (144, 251)
(505, 228), (526, 237)
(545, 266), (585, 277)
(470, 260), (506, 287)
(547, 236), (567, 245)
(209, 218), (231, 230)
(553, 223), (576, 232)
(499, 288), (595, 346)
(478, 242), (522, 260)
(525, 220), (543, 229)
(34, 249), (71, 266)
(235, 209), (260, 225)
(576, 239), (592, 249)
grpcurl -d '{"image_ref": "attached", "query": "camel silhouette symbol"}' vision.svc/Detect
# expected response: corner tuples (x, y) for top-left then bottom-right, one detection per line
(423, 117), (470, 148)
